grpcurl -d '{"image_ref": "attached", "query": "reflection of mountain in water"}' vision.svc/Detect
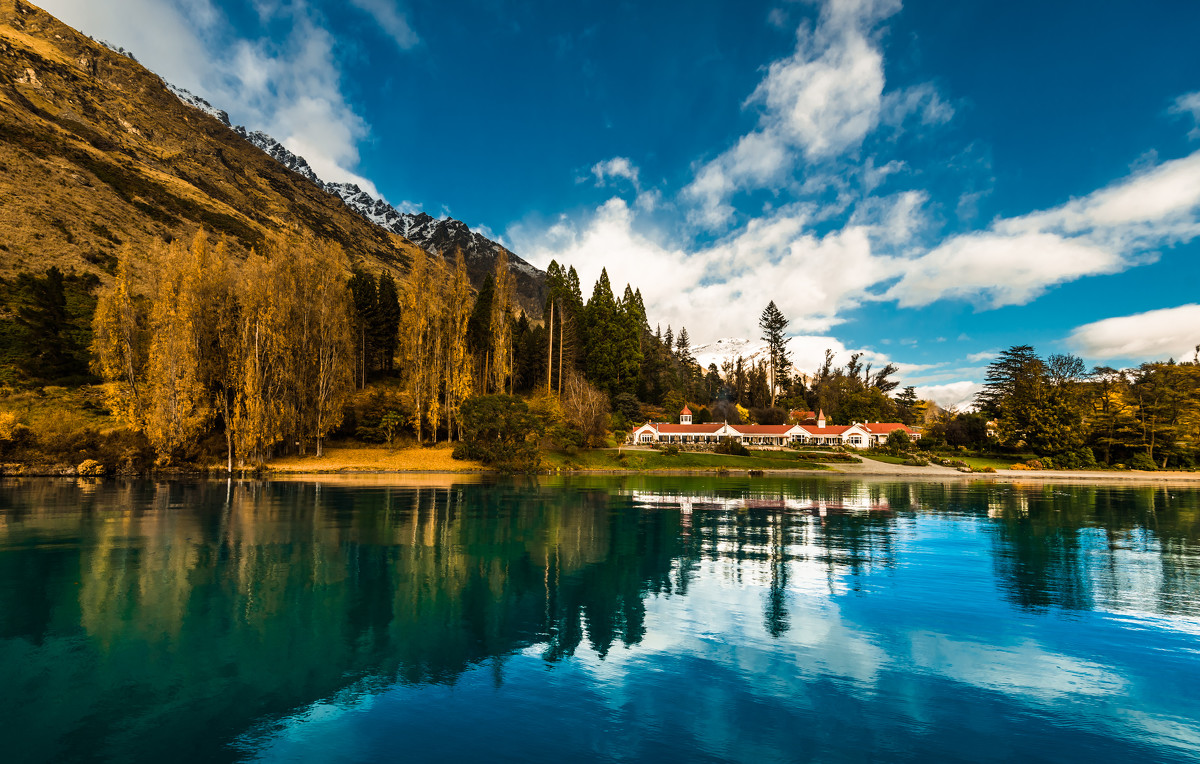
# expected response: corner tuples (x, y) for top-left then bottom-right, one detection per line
(0, 478), (1198, 762)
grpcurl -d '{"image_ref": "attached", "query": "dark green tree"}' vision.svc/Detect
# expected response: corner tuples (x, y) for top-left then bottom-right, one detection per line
(583, 269), (620, 394)
(373, 272), (400, 374)
(14, 267), (76, 379)
(758, 301), (790, 407)
(347, 270), (378, 387)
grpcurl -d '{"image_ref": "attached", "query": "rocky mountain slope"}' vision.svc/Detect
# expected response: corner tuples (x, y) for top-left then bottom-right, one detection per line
(0, 0), (546, 317)
(0, 0), (426, 282)
(224, 128), (547, 319)
(167, 79), (546, 317)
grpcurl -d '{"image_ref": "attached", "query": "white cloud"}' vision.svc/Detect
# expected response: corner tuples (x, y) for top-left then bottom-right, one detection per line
(1067, 305), (1200, 362)
(513, 198), (901, 343)
(966, 349), (998, 363)
(887, 231), (1128, 308)
(881, 82), (954, 128)
(591, 157), (640, 188)
(888, 149), (1200, 308)
(1170, 90), (1200, 140)
(38, 0), (398, 198)
(346, 0), (420, 50)
(683, 0), (930, 229)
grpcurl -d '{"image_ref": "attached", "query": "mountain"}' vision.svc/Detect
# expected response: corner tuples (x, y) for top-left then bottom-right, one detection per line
(218, 128), (548, 318)
(692, 337), (812, 381)
(0, 0), (426, 282)
(166, 80), (546, 317)
(0, 0), (546, 317)
(692, 338), (771, 373)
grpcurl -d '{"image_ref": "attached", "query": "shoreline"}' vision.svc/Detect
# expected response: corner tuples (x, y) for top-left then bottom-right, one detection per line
(5, 463), (1200, 485)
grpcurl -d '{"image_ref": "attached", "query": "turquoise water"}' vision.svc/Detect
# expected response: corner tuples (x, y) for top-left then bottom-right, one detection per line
(1, 476), (1199, 762)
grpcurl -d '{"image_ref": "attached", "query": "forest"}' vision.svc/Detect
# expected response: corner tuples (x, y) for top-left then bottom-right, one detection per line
(0, 229), (1198, 471)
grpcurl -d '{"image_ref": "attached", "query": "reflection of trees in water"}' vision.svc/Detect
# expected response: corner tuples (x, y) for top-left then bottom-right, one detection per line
(2, 478), (1200, 761)
(982, 484), (1200, 615)
(0, 478), (692, 761)
(657, 480), (908, 634)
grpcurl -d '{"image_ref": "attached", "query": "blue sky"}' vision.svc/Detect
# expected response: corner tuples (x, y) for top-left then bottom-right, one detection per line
(40, 0), (1200, 406)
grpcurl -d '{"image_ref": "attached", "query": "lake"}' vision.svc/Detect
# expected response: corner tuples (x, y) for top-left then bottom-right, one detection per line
(1, 476), (1199, 763)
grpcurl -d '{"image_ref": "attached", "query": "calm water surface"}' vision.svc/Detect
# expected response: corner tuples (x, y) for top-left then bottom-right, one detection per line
(2, 476), (1200, 763)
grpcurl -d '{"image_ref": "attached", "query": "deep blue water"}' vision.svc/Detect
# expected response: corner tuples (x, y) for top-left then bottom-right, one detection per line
(1, 476), (1199, 762)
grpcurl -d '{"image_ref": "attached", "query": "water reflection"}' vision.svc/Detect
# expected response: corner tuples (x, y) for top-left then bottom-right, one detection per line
(0, 477), (1198, 762)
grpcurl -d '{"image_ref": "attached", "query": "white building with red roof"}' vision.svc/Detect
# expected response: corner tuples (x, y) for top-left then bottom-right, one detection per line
(628, 407), (919, 449)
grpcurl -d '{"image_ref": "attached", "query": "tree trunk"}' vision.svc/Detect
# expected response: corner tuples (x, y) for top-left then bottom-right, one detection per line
(547, 301), (554, 393)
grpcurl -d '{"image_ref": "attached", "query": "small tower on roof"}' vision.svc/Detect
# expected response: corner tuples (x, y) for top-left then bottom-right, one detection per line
(817, 409), (826, 428)
(680, 405), (692, 425)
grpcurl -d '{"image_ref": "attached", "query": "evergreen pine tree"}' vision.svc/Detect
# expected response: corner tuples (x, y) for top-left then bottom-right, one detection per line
(584, 268), (620, 393)
(15, 266), (73, 379)
(347, 270), (378, 387)
(374, 272), (401, 374)
(758, 301), (790, 407)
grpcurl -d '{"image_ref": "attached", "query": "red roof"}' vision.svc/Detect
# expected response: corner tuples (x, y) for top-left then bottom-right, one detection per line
(861, 423), (913, 434)
(735, 425), (795, 435)
(680, 405), (692, 415)
(796, 424), (856, 435)
(655, 423), (724, 434)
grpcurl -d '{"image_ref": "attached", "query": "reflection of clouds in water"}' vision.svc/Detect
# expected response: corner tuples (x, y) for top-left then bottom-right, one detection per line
(575, 559), (885, 692)
(908, 632), (1126, 701)
(1119, 709), (1200, 756)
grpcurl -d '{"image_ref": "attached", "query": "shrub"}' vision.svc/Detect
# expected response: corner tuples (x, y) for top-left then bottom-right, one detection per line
(886, 429), (911, 454)
(459, 395), (544, 472)
(903, 456), (929, 467)
(77, 459), (106, 476)
(1076, 447), (1098, 469)
(1130, 452), (1158, 471)
(978, 466), (997, 473)
(0, 412), (33, 455)
(714, 437), (750, 457)
(662, 444), (680, 456)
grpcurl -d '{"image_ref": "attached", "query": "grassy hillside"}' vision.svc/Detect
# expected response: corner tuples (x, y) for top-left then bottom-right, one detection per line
(0, 0), (424, 282)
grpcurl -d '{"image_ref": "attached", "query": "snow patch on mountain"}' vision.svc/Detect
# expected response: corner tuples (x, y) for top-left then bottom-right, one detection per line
(692, 338), (771, 372)
(235, 128), (325, 187)
(165, 84), (230, 127)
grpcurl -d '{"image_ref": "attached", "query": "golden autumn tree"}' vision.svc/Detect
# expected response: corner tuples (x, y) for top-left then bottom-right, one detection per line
(443, 250), (474, 440)
(193, 237), (242, 472)
(92, 245), (148, 429)
(233, 231), (354, 462)
(232, 251), (286, 466)
(142, 234), (213, 463)
(399, 248), (435, 442)
(302, 236), (354, 457)
(490, 250), (515, 395)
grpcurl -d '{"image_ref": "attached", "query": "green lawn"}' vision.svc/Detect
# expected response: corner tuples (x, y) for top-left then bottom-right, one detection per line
(860, 452), (910, 465)
(541, 448), (829, 472)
